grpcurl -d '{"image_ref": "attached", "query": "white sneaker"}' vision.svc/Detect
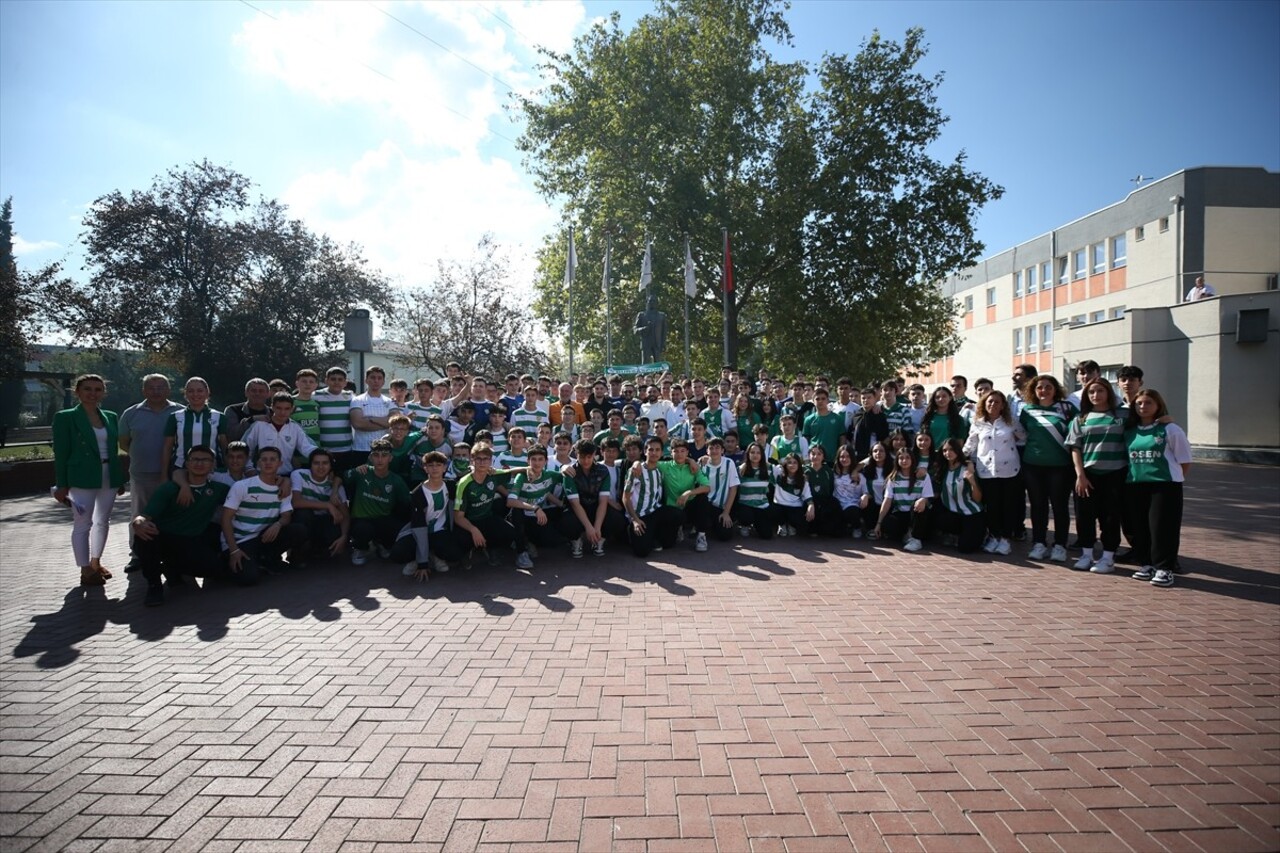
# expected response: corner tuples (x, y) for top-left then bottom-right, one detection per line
(374, 544), (391, 559)
(676, 526), (686, 543)
(593, 539), (606, 557)
(526, 543), (539, 559)
(695, 532), (708, 552)
(739, 525), (750, 538)
(1073, 553), (1094, 571)
(1050, 544), (1067, 562)
(983, 536), (999, 554)
(852, 528), (864, 539)
(401, 561), (417, 577)
(1090, 555), (1116, 574)
(1028, 543), (1048, 560)
(776, 525), (789, 538)
(515, 551), (533, 570)
(571, 538), (583, 559)
(996, 538), (1012, 556)
(351, 548), (368, 566)
(786, 525), (797, 537)
(430, 555), (450, 573)
(903, 538), (922, 552)
(1150, 568), (1174, 587)
(1132, 565), (1155, 581)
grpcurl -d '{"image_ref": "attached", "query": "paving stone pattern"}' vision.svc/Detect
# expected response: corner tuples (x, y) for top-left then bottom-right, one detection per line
(2, 462), (1278, 851)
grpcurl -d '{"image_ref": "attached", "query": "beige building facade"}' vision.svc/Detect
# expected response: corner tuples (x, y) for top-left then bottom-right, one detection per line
(928, 166), (1280, 461)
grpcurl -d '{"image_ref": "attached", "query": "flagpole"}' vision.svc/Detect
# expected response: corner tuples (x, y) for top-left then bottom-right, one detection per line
(567, 226), (575, 376)
(683, 235), (692, 378)
(721, 228), (730, 369)
(604, 236), (613, 370)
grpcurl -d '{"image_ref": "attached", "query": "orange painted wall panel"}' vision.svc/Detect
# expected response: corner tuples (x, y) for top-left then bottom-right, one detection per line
(1013, 298), (1024, 318)
(1088, 275), (1106, 299)
(1039, 291), (1053, 313)
(1069, 280), (1086, 303)
(964, 313), (973, 330)
(1109, 266), (1126, 292)
(986, 306), (997, 325)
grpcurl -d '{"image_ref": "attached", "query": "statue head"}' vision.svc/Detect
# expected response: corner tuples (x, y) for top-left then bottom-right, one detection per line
(647, 294), (658, 311)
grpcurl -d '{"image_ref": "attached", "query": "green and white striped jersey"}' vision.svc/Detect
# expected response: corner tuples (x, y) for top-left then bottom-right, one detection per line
(510, 406), (545, 433)
(1064, 410), (1128, 472)
(509, 469), (561, 517)
(625, 464), (665, 517)
(405, 402), (441, 432)
(885, 472), (933, 513)
(736, 467), (771, 509)
(223, 476), (292, 545)
(313, 390), (354, 452)
(938, 467), (981, 515)
(164, 407), (226, 467)
(768, 433), (809, 464)
(416, 482), (452, 532)
(702, 457), (740, 508)
(289, 469), (341, 504)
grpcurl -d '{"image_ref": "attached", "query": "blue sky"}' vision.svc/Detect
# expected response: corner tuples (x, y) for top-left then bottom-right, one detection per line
(2, 0), (1277, 314)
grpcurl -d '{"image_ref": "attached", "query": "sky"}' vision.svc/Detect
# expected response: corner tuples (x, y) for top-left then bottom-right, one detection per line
(2, 0), (1277, 329)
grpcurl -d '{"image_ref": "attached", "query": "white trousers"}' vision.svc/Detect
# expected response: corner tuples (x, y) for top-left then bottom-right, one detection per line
(69, 465), (115, 566)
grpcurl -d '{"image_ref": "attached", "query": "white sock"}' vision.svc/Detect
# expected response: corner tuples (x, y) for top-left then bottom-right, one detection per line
(1101, 550), (1114, 561)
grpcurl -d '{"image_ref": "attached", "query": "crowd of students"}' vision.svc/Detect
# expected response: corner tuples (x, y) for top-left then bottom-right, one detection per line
(50, 359), (1192, 607)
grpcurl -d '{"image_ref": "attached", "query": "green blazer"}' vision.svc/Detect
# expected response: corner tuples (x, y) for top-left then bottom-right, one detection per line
(52, 405), (125, 490)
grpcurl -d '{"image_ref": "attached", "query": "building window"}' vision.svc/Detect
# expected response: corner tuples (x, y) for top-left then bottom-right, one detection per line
(1013, 328), (1022, 354)
(1092, 243), (1106, 275)
(1091, 310), (1106, 323)
(1159, 217), (1169, 233)
(1112, 234), (1126, 268)
(1072, 249), (1087, 280)
(1026, 324), (1038, 352)
(1026, 265), (1038, 294)
(1014, 270), (1023, 298)
(1041, 261), (1052, 289)
(1111, 306), (1125, 319)
(1056, 257), (1069, 286)
(1041, 322), (1052, 349)
(1071, 314), (1086, 325)
(963, 294), (974, 313)
(986, 287), (997, 307)
(1135, 225), (1145, 241)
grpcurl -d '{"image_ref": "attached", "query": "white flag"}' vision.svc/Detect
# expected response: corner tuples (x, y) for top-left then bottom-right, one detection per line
(684, 237), (696, 297)
(602, 238), (611, 295)
(639, 240), (652, 292)
(563, 228), (576, 287)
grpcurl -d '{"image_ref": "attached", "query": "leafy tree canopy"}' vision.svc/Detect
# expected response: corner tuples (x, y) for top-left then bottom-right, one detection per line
(391, 235), (550, 381)
(517, 0), (1002, 382)
(37, 160), (391, 393)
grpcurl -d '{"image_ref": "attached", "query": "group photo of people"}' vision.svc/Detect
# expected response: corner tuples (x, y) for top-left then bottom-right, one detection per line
(51, 357), (1193, 608)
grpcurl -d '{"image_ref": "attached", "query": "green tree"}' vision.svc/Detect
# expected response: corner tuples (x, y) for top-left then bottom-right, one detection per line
(391, 235), (550, 380)
(516, 0), (1001, 381)
(39, 161), (391, 392)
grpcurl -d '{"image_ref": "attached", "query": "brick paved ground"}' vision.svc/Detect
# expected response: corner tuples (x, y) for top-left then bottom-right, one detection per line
(1, 462), (1277, 852)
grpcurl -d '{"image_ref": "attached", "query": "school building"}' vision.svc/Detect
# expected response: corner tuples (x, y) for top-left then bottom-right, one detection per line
(927, 165), (1280, 462)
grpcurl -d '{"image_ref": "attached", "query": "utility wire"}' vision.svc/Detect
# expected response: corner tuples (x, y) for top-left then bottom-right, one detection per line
(373, 3), (516, 92)
(237, 0), (522, 145)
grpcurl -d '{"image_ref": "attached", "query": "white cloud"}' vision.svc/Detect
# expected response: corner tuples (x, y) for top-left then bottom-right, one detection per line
(233, 0), (585, 305)
(12, 235), (60, 256)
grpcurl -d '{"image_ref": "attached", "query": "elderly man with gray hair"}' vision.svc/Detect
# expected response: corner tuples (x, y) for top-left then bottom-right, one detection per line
(118, 373), (182, 572)
(223, 377), (272, 442)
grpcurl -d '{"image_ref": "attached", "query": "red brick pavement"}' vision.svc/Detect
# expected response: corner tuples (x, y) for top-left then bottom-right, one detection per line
(1, 462), (1277, 851)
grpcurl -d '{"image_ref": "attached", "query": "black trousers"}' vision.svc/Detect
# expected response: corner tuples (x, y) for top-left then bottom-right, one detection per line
(776, 504), (810, 537)
(882, 508), (930, 542)
(452, 515), (516, 556)
(935, 506), (986, 553)
(1125, 481), (1183, 571)
(978, 475), (1022, 539)
(350, 516), (404, 551)
(810, 496), (843, 537)
(512, 508), (569, 553)
(136, 527), (223, 587)
(287, 508), (343, 554)
(556, 503), (629, 542)
(1023, 464), (1072, 546)
(703, 502), (737, 542)
(1075, 467), (1125, 551)
(627, 506), (685, 556)
(839, 505), (865, 535)
(228, 527), (305, 586)
(731, 504), (777, 539)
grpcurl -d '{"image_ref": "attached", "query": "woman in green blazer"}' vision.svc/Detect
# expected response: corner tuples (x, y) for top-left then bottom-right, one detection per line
(52, 374), (126, 586)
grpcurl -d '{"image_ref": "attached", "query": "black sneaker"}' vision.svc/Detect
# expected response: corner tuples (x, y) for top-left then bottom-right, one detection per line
(144, 586), (164, 607)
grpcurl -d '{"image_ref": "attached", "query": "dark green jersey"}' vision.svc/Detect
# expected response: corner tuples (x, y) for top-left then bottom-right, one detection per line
(345, 468), (411, 519)
(453, 470), (513, 521)
(144, 480), (229, 537)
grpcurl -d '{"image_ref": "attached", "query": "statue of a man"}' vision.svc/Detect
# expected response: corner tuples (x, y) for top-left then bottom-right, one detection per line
(633, 294), (668, 365)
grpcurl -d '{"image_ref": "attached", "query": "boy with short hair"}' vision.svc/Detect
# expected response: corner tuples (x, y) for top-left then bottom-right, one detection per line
(345, 440), (412, 565)
(507, 444), (568, 570)
(769, 413), (810, 464)
(700, 437), (739, 544)
(221, 446), (302, 584)
(315, 366), (356, 471)
(287, 448), (349, 562)
(243, 392), (318, 474)
(292, 369), (322, 446)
